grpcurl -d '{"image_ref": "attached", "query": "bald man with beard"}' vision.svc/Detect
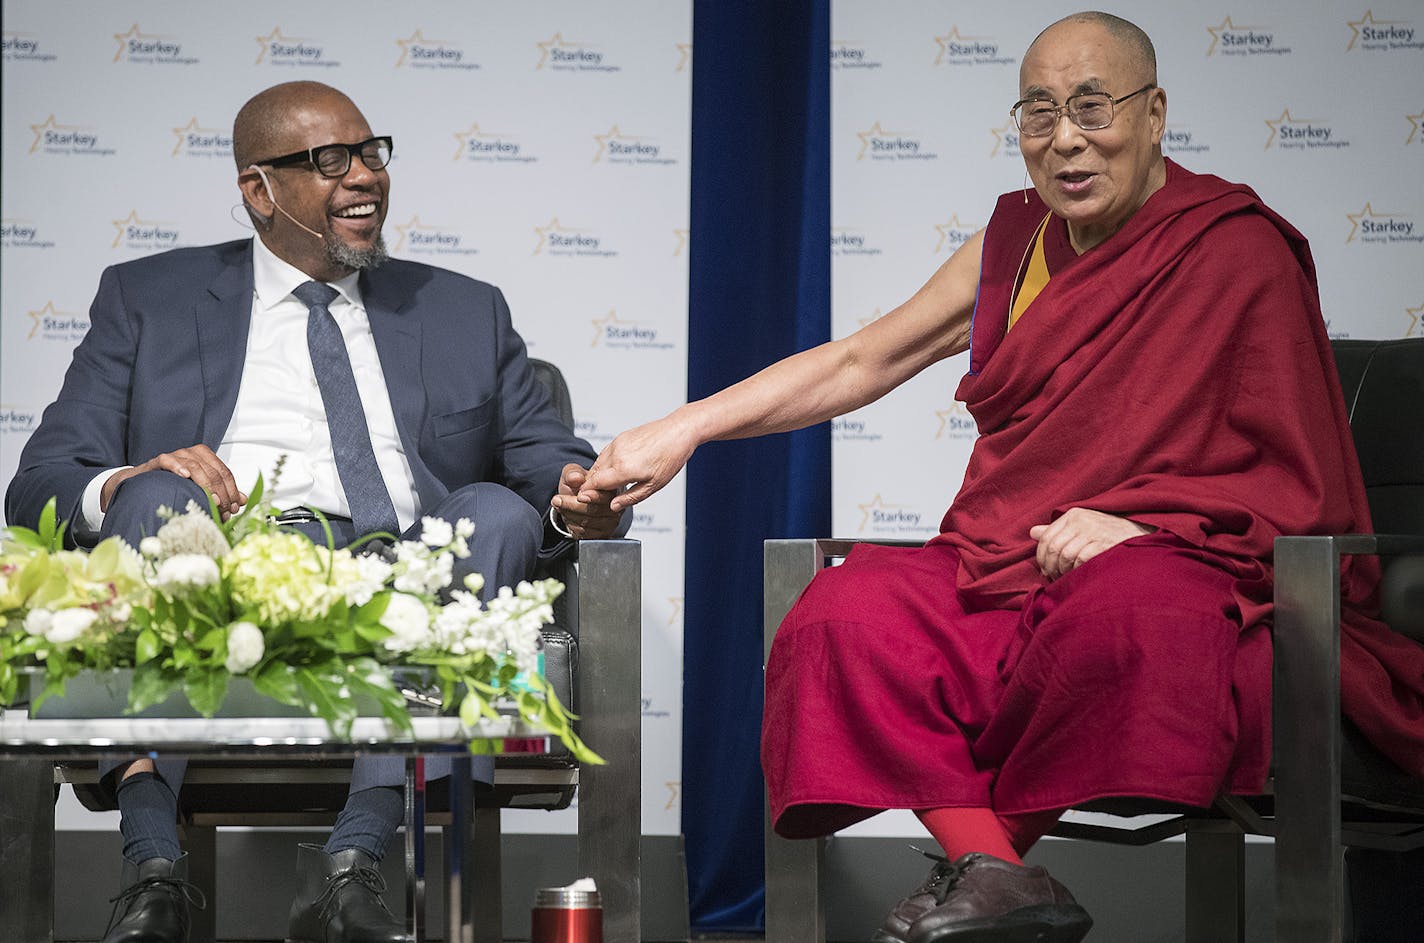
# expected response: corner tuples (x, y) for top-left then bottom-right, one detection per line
(8, 82), (627, 943)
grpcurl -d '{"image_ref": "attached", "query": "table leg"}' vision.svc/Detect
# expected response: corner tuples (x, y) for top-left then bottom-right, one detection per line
(0, 759), (56, 943)
(405, 757), (427, 942)
(444, 753), (474, 943)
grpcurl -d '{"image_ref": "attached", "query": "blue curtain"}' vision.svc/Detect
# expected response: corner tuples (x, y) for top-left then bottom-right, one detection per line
(683, 0), (830, 932)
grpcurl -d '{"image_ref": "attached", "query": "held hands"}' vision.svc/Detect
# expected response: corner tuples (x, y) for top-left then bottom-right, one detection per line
(551, 463), (625, 539)
(101, 445), (246, 519)
(574, 414), (699, 513)
(1029, 507), (1154, 581)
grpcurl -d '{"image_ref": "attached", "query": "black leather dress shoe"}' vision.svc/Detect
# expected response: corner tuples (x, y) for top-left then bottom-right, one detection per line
(870, 848), (964, 943)
(903, 852), (1091, 943)
(287, 844), (407, 943)
(102, 853), (205, 943)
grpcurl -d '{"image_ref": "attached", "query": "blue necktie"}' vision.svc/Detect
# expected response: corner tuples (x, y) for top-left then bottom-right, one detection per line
(293, 280), (399, 537)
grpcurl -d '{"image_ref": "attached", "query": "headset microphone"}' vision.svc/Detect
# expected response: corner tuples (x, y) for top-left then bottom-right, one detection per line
(247, 164), (324, 240)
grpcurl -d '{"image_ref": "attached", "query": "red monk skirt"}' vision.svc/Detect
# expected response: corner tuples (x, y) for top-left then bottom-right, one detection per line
(763, 535), (1271, 838)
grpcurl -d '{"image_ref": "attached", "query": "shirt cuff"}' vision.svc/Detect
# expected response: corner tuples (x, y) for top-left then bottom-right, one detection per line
(548, 505), (574, 539)
(76, 466), (131, 540)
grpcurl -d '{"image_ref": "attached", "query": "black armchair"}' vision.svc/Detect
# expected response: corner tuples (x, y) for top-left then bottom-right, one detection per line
(762, 337), (1424, 942)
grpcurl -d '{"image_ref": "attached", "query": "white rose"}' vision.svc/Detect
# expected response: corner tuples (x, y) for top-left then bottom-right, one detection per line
(153, 554), (221, 594)
(23, 609), (54, 638)
(45, 608), (98, 644)
(380, 592), (432, 653)
(224, 621), (265, 674)
(138, 537), (164, 558)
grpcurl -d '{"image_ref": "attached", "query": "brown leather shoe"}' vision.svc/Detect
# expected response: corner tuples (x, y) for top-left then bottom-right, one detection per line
(904, 852), (1091, 943)
(870, 849), (965, 943)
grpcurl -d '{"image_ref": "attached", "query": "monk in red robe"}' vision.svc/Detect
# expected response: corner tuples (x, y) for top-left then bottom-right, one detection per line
(560, 11), (1424, 943)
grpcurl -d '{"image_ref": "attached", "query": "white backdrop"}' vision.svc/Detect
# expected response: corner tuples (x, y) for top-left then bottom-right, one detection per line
(0, 0), (691, 837)
(829, 0), (1422, 837)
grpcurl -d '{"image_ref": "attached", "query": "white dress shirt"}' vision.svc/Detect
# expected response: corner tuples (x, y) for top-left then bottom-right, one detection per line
(79, 237), (420, 534)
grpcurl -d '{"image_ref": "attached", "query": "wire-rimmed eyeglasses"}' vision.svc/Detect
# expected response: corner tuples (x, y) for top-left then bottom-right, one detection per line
(255, 135), (394, 178)
(1009, 85), (1155, 137)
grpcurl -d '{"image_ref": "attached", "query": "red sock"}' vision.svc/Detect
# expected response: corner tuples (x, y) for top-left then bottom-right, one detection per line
(914, 806), (1021, 864)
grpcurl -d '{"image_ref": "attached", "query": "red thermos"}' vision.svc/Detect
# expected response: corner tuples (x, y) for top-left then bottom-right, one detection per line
(530, 884), (603, 943)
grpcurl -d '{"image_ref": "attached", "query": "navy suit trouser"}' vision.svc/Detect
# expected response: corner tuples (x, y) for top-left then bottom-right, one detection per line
(98, 470), (543, 797)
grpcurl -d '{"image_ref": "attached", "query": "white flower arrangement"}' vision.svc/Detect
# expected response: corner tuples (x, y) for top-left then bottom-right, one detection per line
(0, 478), (596, 761)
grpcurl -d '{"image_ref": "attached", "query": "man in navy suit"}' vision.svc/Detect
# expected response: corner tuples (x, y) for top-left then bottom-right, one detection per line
(6, 81), (625, 943)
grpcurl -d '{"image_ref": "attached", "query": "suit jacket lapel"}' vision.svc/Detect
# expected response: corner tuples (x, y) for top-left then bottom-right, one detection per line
(361, 269), (438, 505)
(197, 243), (254, 449)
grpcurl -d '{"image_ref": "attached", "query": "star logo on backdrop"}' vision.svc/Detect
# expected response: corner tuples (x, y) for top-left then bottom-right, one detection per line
(26, 301), (63, 340)
(535, 32), (581, 70)
(989, 118), (1019, 158)
(1346, 10), (1407, 51)
(112, 23), (169, 63)
(110, 210), (165, 248)
(1407, 302), (1423, 338)
(392, 216), (437, 253)
(933, 26), (987, 65)
(857, 308), (884, 329)
(395, 29), (448, 67)
(1205, 16), (1262, 56)
(1263, 108), (1311, 149)
(28, 114), (84, 154)
(532, 217), (582, 255)
(934, 215), (977, 253)
(672, 229), (689, 256)
(855, 122), (897, 161)
(1407, 110), (1424, 145)
(592, 125), (643, 163)
(934, 403), (974, 439)
(451, 122), (508, 161)
(666, 597), (683, 627)
(675, 42), (691, 72)
(170, 117), (218, 157)
(857, 494), (902, 532)
(1345, 203), (1401, 243)
(589, 309), (635, 347)
(255, 27), (304, 65)
(663, 782), (680, 812)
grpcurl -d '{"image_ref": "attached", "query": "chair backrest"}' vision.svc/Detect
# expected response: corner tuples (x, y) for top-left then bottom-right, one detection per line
(529, 357), (575, 431)
(1331, 338), (1424, 642)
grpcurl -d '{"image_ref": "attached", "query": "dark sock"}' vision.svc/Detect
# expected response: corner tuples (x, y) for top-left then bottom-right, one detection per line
(116, 771), (182, 865)
(325, 785), (403, 862)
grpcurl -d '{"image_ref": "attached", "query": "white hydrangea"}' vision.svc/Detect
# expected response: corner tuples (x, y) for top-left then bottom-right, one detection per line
(380, 592), (433, 653)
(337, 552), (393, 607)
(392, 541), (452, 595)
(154, 503), (230, 558)
(27, 607), (99, 645)
(224, 621), (265, 674)
(138, 537), (164, 558)
(419, 516), (453, 549)
(153, 554), (222, 594)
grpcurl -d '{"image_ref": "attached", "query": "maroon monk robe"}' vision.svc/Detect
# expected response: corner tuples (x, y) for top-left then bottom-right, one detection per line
(763, 159), (1424, 839)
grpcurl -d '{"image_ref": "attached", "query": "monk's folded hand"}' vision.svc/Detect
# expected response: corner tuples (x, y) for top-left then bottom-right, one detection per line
(101, 444), (246, 520)
(579, 414), (700, 513)
(1028, 507), (1154, 581)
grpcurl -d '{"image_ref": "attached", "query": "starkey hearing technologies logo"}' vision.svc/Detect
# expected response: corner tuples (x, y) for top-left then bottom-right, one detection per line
(0, 403), (39, 436)
(1346, 11), (1422, 51)
(1264, 109), (1350, 151)
(589, 310), (673, 351)
(856, 494), (928, 535)
(394, 29), (478, 70)
(935, 215), (978, 254)
(856, 122), (939, 162)
(1346, 204), (1422, 245)
(592, 126), (675, 165)
(831, 39), (883, 70)
(1205, 17), (1292, 56)
(1, 219), (56, 249)
(171, 117), (231, 159)
(392, 216), (478, 257)
(255, 27), (338, 68)
(989, 119), (1021, 160)
(933, 26), (1015, 66)
(25, 301), (88, 343)
(535, 33), (620, 72)
(113, 24), (198, 65)
(532, 218), (617, 258)
(452, 123), (538, 164)
(1406, 302), (1423, 338)
(111, 211), (180, 252)
(3, 30), (57, 61)
(934, 403), (977, 441)
(29, 116), (115, 157)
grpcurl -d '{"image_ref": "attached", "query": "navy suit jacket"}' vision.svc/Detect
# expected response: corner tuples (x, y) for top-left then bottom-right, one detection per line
(5, 240), (599, 545)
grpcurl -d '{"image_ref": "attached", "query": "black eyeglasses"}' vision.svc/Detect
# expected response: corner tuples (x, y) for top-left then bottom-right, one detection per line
(1009, 85), (1155, 137)
(256, 135), (394, 178)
